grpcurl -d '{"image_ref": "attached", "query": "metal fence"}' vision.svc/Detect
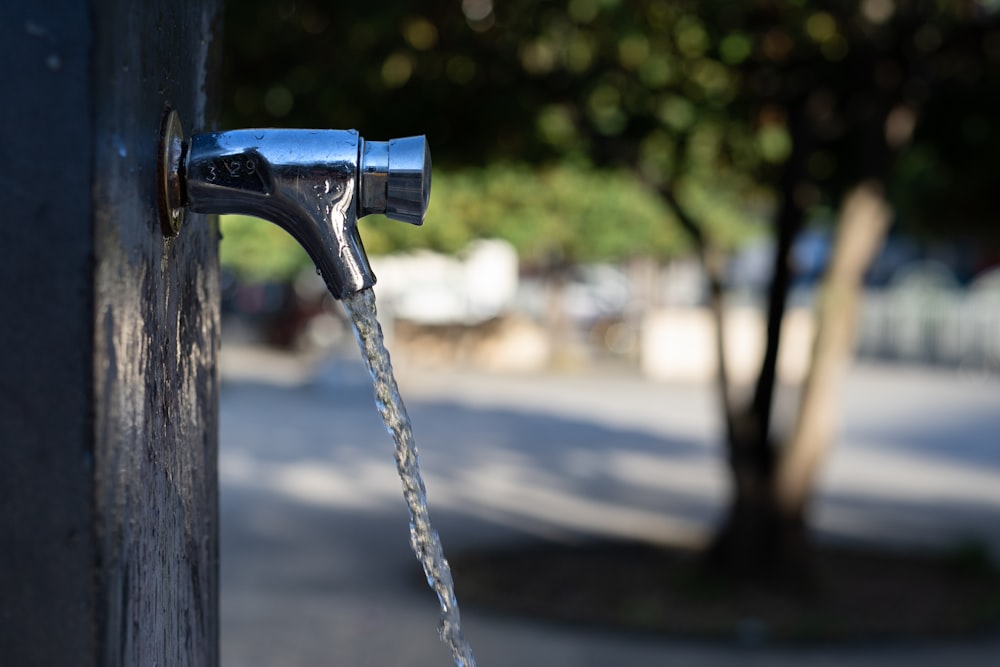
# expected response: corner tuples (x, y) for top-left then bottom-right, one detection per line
(856, 262), (1000, 373)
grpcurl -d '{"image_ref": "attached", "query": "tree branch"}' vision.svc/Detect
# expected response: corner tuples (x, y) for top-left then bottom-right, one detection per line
(659, 183), (737, 447)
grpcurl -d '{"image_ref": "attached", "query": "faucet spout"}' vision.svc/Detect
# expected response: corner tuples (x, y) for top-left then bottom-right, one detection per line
(180, 126), (430, 299)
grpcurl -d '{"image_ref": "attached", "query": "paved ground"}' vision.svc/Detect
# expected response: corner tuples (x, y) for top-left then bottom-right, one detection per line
(219, 344), (1000, 666)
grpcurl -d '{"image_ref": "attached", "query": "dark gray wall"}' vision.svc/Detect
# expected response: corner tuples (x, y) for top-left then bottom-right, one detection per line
(0, 2), (97, 665)
(0, 1), (222, 665)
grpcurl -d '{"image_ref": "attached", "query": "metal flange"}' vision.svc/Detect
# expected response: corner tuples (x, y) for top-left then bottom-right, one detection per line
(157, 109), (186, 236)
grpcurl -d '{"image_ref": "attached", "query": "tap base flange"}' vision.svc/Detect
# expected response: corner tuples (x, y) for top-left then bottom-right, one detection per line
(157, 109), (186, 237)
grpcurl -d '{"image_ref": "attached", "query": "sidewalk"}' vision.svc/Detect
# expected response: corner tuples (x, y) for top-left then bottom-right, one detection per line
(219, 344), (1000, 666)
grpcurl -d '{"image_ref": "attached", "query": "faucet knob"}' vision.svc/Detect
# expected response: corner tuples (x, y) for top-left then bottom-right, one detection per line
(359, 135), (431, 226)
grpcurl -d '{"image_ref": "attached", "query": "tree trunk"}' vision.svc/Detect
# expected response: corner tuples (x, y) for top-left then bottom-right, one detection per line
(699, 94), (817, 580)
(697, 20), (906, 584)
(705, 182), (891, 582)
(776, 181), (892, 518)
(545, 261), (575, 368)
(702, 191), (806, 580)
(660, 185), (737, 444)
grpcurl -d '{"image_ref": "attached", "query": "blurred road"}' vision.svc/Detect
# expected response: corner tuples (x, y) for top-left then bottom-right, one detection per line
(219, 344), (1000, 666)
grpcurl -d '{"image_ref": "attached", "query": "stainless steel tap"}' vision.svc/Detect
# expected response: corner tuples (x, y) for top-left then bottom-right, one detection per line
(158, 111), (431, 299)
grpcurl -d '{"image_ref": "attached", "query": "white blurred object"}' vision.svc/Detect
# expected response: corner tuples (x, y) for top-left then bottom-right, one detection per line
(640, 306), (815, 384)
(370, 239), (519, 324)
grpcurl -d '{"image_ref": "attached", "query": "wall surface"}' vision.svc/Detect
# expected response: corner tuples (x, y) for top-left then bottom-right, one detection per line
(0, 3), (98, 665)
(0, 1), (222, 665)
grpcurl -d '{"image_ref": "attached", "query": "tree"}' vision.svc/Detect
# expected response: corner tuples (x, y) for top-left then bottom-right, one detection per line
(691, 1), (1000, 578)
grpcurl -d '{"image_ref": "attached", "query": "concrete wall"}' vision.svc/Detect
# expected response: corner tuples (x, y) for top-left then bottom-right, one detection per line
(0, 2), (222, 665)
(641, 307), (816, 385)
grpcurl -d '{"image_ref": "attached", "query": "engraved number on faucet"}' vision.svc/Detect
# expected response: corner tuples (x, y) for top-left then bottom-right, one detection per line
(205, 158), (257, 183)
(206, 158), (256, 183)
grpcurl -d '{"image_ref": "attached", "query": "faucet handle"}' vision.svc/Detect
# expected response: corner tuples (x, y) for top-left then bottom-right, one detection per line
(359, 135), (431, 226)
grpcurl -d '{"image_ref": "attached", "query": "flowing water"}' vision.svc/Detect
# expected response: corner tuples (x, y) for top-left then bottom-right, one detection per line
(343, 288), (477, 667)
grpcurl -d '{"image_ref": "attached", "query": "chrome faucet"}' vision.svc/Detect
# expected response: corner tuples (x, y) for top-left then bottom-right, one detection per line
(158, 111), (431, 299)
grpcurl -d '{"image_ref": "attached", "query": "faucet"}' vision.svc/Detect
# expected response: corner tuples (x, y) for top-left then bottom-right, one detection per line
(157, 110), (431, 299)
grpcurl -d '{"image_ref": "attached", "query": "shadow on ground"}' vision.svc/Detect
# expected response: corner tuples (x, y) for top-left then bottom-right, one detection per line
(449, 537), (1000, 645)
(219, 354), (1000, 666)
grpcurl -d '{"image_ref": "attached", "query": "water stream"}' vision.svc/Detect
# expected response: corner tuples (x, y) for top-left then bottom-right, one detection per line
(343, 288), (477, 667)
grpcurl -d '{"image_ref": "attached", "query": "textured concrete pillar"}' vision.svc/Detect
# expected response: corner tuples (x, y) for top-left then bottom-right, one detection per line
(0, 1), (222, 665)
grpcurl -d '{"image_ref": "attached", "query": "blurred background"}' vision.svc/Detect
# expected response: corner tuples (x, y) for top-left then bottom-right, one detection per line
(219, 0), (1000, 375)
(215, 2), (1000, 665)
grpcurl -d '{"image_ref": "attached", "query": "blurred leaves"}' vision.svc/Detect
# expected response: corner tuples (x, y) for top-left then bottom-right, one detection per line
(219, 0), (1000, 279)
(220, 162), (758, 282)
(219, 214), (309, 283)
(221, 0), (774, 177)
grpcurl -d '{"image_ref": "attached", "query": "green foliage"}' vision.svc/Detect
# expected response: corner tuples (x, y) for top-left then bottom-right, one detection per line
(221, 1), (778, 235)
(220, 163), (758, 281)
(385, 163), (692, 265)
(219, 215), (309, 283)
(893, 63), (1000, 241)
(220, 0), (1000, 270)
